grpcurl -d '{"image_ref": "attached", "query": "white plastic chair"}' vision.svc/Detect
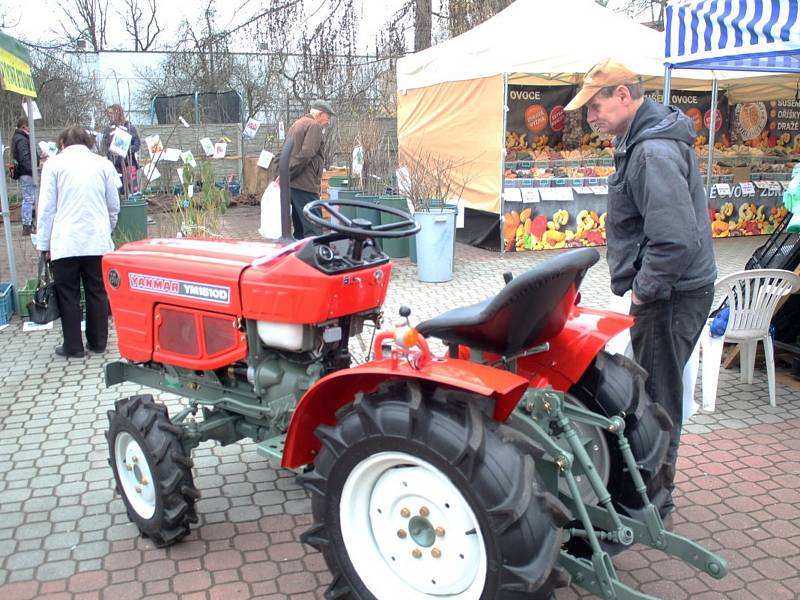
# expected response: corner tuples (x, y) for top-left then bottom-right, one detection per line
(699, 269), (800, 409)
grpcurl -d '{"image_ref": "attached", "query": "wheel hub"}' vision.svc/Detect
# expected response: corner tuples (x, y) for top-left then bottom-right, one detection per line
(340, 452), (487, 599)
(114, 432), (156, 519)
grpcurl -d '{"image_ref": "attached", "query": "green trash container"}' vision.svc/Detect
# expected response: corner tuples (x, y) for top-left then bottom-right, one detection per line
(113, 192), (148, 244)
(355, 194), (380, 227)
(333, 189), (360, 220)
(378, 195), (411, 258)
(328, 176), (350, 188)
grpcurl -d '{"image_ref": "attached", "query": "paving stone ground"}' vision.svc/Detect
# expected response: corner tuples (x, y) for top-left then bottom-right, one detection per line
(1, 207), (799, 599)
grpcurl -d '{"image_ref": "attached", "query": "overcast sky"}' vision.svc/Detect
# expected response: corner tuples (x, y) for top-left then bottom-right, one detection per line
(1, 0), (410, 52)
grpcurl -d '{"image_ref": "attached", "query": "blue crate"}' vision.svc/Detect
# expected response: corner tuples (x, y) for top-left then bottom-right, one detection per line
(517, 160), (533, 169)
(535, 178), (552, 188)
(571, 177), (585, 187)
(518, 179), (534, 188)
(554, 178), (569, 187)
(0, 282), (14, 325)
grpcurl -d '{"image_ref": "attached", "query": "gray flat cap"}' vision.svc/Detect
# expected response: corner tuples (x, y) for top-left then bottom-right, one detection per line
(309, 99), (336, 116)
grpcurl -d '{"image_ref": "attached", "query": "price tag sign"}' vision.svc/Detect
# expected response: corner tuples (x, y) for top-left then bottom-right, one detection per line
(590, 185), (609, 195)
(754, 181), (770, 190)
(713, 183), (731, 197)
(572, 186), (594, 195)
(503, 188), (523, 203)
(739, 182), (756, 196)
(521, 188), (540, 203)
(539, 187), (574, 201)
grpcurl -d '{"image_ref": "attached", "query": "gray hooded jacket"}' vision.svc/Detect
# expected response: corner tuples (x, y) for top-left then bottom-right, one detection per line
(606, 97), (717, 303)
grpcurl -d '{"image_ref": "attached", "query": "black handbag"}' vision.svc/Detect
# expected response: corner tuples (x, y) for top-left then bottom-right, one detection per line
(28, 256), (60, 324)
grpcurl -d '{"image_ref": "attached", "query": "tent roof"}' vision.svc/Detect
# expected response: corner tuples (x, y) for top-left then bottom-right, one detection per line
(665, 0), (800, 72)
(397, 0), (799, 103)
(398, 0), (678, 91)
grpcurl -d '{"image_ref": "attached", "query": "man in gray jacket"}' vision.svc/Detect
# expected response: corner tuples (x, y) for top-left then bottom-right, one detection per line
(284, 100), (335, 238)
(566, 59), (717, 518)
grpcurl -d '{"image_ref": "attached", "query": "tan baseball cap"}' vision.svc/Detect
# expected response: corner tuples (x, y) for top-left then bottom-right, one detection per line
(565, 59), (643, 111)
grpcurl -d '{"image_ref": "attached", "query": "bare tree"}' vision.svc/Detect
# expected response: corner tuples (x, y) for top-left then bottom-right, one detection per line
(56, 0), (110, 51)
(445, 0), (512, 38)
(414, 0), (432, 51)
(120, 0), (163, 51)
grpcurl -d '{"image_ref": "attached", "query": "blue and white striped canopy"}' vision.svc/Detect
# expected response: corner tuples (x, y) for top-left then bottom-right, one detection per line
(665, 0), (800, 72)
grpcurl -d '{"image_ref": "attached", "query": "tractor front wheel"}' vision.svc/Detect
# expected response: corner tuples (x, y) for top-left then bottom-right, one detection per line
(301, 383), (569, 600)
(106, 394), (199, 546)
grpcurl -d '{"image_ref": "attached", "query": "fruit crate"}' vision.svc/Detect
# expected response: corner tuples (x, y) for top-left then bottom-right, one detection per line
(0, 282), (13, 325)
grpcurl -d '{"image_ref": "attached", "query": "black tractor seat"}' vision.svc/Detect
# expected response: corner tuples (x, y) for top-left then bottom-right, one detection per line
(417, 248), (600, 357)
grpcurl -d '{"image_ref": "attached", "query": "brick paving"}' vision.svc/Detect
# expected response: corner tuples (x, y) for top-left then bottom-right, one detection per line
(1, 207), (799, 599)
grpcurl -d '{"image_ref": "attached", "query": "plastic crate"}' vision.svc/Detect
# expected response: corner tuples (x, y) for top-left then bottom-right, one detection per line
(0, 282), (13, 325)
(17, 278), (37, 318)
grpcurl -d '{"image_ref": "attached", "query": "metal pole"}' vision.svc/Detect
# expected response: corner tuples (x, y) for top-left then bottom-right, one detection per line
(0, 131), (19, 300)
(705, 78), (719, 200)
(499, 73), (509, 255)
(662, 65), (672, 106)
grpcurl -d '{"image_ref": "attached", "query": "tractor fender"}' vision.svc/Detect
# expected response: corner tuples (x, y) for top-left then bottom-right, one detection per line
(281, 357), (529, 469)
(515, 305), (634, 391)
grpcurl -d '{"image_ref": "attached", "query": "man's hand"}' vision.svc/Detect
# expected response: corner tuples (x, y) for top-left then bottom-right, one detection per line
(631, 291), (644, 305)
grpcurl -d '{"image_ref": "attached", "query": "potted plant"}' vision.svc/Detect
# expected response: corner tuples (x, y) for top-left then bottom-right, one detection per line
(173, 162), (230, 238)
(399, 148), (471, 282)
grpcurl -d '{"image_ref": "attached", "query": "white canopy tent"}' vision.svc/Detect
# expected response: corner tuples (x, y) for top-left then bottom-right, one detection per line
(397, 0), (800, 236)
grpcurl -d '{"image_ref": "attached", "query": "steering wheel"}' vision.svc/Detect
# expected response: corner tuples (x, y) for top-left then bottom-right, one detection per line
(303, 199), (420, 239)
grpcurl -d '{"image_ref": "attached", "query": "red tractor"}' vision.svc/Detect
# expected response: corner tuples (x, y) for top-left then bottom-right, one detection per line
(103, 200), (726, 600)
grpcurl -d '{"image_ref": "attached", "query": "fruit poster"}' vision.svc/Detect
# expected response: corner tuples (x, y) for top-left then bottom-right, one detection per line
(646, 89), (729, 145)
(730, 99), (800, 152)
(506, 85), (577, 151)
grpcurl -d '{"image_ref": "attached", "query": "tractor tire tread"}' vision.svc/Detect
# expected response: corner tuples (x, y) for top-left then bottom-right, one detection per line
(302, 384), (564, 600)
(107, 395), (197, 547)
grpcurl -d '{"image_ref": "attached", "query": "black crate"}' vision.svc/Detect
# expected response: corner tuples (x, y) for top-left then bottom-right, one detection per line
(745, 212), (800, 271)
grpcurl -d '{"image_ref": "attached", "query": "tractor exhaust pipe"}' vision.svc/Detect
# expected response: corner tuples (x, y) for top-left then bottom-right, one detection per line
(278, 137), (294, 243)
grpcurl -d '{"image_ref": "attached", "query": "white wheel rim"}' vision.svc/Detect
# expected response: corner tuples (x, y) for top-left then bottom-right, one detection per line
(340, 451), (487, 599)
(114, 431), (156, 519)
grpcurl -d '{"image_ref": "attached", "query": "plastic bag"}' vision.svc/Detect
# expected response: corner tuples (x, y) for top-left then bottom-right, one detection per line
(784, 164), (800, 233)
(259, 181), (282, 239)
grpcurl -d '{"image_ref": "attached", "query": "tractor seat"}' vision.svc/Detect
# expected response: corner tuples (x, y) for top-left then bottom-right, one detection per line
(417, 248), (600, 356)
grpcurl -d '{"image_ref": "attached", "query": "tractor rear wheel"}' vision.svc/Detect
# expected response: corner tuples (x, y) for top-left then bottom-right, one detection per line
(300, 382), (569, 600)
(107, 394), (199, 547)
(565, 351), (672, 555)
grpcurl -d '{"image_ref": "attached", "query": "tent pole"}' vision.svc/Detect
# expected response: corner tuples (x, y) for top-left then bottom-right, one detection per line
(499, 73), (509, 255)
(662, 65), (672, 105)
(0, 130), (19, 298)
(705, 78), (719, 200)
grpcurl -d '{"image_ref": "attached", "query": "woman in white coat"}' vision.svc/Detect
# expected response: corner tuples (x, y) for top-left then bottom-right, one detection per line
(36, 126), (121, 358)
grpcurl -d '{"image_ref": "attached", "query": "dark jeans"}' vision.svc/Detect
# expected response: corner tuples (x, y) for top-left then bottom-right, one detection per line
(629, 283), (714, 510)
(51, 256), (109, 354)
(290, 188), (322, 239)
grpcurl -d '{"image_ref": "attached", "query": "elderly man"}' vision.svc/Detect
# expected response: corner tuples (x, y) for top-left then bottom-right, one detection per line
(284, 99), (335, 238)
(565, 59), (717, 519)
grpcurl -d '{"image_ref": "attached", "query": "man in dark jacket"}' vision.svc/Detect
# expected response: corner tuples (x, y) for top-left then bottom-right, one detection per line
(284, 99), (334, 238)
(566, 60), (717, 518)
(12, 116), (35, 234)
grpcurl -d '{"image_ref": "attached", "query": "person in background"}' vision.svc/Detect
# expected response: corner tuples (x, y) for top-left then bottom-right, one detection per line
(12, 116), (35, 234)
(565, 59), (717, 521)
(283, 99), (335, 238)
(101, 104), (140, 195)
(36, 126), (120, 359)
